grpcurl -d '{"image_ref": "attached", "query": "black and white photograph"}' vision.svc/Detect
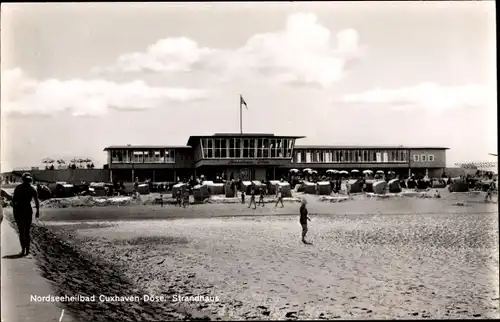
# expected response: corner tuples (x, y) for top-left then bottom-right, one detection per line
(1, 1), (498, 321)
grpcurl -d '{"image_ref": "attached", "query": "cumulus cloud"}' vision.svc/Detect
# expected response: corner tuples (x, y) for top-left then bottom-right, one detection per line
(97, 13), (365, 88)
(1, 68), (207, 116)
(341, 82), (493, 113)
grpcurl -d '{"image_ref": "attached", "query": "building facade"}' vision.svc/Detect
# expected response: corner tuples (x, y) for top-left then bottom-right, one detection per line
(104, 133), (448, 182)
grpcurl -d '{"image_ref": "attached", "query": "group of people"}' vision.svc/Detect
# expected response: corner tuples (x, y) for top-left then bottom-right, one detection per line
(244, 183), (285, 209)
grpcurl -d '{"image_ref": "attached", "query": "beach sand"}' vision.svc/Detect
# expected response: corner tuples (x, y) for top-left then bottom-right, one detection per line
(3, 190), (499, 321)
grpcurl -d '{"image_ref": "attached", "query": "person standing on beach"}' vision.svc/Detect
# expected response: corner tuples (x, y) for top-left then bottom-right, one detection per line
(485, 178), (496, 202)
(182, 189), (189, 208)
(257, 187), (265, 207)
(176, 189), (182, 207)
(275, 185), (284, 208)
(248, 187), (257, 209)
(274, 185), (285, 208)
(299, 198), (311, 244)
(12, 173), (40, 256)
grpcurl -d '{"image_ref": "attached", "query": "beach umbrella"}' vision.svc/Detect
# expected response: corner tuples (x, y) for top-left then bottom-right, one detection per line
(42, 158), (55, 164)
(289, 169), (299, 173)
(326, 169), (336, 174)
(376, 170), (385, 174)
(351, 169), (360, 173)
(363, 170), (373, 174)
(312, 170), (318, 174)
(339, 170), (349, 175)
(303, 168), (313, 173)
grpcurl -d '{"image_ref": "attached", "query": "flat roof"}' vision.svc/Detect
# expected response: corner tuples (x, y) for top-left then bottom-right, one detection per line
(187, 133), (305, 146)
(103, 145), (191, 151)
(294, 145), (449, 150)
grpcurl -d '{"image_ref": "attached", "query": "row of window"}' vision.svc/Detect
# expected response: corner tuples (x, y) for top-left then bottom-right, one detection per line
(414, 154), (435, 162)
(294, 150), (409, 163)
(110, 149), (178, 163)
(200, 138), (294, 159)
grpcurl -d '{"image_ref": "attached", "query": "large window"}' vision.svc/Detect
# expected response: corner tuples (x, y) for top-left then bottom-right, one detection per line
(133, 151), (143, 163)
(110, 149), (175, 163)
(199, 137), (295, 159)
(305, 151), (312, 163)
(165, 149), (175, 163)
(295, 151), (302, 163)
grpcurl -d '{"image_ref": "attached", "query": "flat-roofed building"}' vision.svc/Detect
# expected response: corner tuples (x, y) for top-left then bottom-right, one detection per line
(293, 145), (448, 178)
(104, 134), (448, 182)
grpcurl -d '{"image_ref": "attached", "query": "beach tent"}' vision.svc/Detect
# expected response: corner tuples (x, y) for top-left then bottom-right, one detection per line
(448, 178), (468, 192)
(316, 181), (332, 195)
(193, 184), (209, 203)
(416, 180), (431, 190)
(364, 179), (375, 192)
(241, 181), (252, 194)
(277, 181), (292, 197)
(347, 179), (363, 193)
(136, 183), (149, 195)
(268, 180), (281, 195)
(90, 182), (113, 196)
(206, 181), (224, 195)
(37, 184), (52, 200)
(225, 181), (236, 197)
(172, 182), (187, 196)
(373, 180), (388, 194)
(302, 181), (316, 194)
(406, 178), (417, 189)
(430, 179), (446, 189)
(294, 182), (305, 193)
(49, 182), (74, 198)
(388, 179), (402, 193)
(122, 182), (135, 195)
(479, 180), (494, 192)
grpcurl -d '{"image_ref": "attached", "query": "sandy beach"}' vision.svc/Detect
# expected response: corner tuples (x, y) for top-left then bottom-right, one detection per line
(3, 190), (499, 321)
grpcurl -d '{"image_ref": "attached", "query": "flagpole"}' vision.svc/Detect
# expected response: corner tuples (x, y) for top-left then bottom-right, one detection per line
(240, 94), (243, 134)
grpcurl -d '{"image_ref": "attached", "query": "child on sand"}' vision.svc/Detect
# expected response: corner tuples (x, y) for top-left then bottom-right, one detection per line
(182, 190), (189, 208)
(485, 179), (496, 202)
(176, 189), (182, 207)
(248, 188), (257, 209)
(241, 190), (246, 204)
(299, 197), (311, 244)
(275, 186), (284, 208)
(258, 187), (265, 207)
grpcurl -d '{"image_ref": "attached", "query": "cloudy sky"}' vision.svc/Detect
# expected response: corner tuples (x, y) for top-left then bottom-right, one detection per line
(1, 2), (496, 171)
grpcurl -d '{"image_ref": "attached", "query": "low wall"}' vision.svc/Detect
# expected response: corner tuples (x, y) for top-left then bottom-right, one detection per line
(10, 169), (109, 184)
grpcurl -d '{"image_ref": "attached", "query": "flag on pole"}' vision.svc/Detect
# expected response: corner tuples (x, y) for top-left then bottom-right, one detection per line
(240, 95), (248, 109)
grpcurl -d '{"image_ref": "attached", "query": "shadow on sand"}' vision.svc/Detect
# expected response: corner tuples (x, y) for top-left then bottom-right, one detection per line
(2, 253), (25, 259)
